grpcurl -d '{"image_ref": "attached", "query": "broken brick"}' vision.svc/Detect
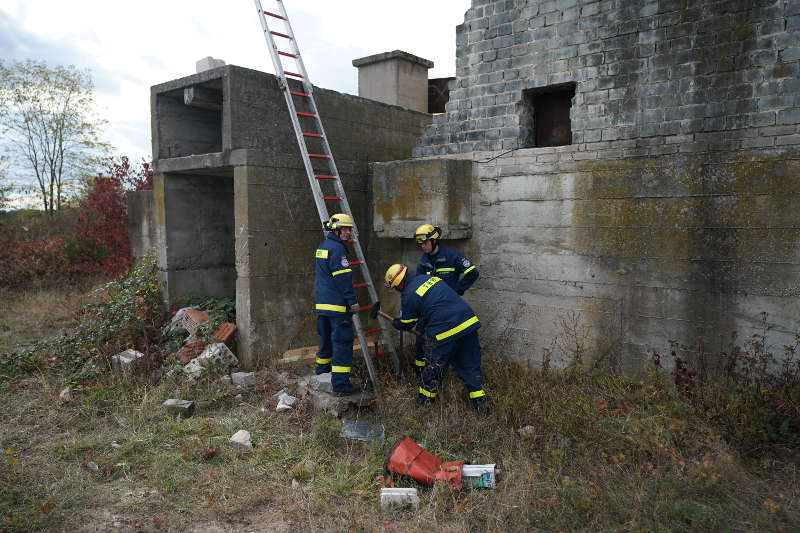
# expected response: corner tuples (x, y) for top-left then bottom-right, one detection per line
(178, 341), (208, 365)
(212, 322), (237, 344)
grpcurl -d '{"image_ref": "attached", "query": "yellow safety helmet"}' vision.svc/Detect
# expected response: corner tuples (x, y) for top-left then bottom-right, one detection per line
(384, 264), (408, 289)
(414, 223), (441, 244)
(326, 213), (355, 230)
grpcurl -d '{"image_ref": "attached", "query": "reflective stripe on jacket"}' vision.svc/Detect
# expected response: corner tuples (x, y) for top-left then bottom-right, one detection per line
(394, 274), (480, 343)
(314, 232), (355, 315)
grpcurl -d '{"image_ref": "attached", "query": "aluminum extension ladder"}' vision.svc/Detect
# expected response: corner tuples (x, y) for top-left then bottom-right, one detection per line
(253, 0), (401, 393)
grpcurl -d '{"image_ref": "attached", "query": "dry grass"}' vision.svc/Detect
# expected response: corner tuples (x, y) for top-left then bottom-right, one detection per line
(1, 285), (799, 531)
(0, 286), (92, 355)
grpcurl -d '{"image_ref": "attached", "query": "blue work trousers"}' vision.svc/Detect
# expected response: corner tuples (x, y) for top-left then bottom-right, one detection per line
(419, 331), (484, 400)
(315, 314), (354, 389)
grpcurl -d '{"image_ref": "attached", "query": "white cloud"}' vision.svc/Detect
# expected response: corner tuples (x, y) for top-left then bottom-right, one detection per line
(1, 0), (471, 166)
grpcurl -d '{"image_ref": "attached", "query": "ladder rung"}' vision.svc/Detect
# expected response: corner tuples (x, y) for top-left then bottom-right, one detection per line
(315, 174), (336, 180)
(278, 51), (297, 58)
(323, 196), (341, 200)
(303, 132), (322, 138)
(263, 11), (285, 20)
(284, 71), (303, 78)
(291, 91), (310, 98)
(352, 282), (369, 288)
(297, 112), (316, 118)
(359, 304), (373, 311)
(350, 261), (363, 266)
(309, 153), (330, 159)
(365, 328), (383, 335)
(375, 350), (390, 358)
(270, 31), (291, 39)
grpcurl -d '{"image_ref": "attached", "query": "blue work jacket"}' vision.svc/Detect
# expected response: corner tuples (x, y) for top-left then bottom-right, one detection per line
(314, 232), (356, 315)
(416, 245), (479, 295)
(394, 275), (480, 343)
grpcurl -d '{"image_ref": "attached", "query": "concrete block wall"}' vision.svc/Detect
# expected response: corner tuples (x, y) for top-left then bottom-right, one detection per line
(151, 66), (431, 367)
(401, 0), (800, 370)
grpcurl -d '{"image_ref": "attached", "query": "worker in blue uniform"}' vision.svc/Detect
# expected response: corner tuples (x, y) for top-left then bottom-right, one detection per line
(412, 223), (479, 374)
(383, 263), (488, 412)
(314, 213), (361, 395)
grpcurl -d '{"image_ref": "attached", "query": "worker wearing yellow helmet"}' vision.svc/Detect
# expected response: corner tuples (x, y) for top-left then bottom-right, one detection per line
(412, 223), (479, 373)
(383, 263), (488, 412)
(313, 213), (361, 396)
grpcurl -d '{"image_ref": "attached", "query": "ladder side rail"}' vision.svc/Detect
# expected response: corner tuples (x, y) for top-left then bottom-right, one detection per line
(255, 0), (330, 225)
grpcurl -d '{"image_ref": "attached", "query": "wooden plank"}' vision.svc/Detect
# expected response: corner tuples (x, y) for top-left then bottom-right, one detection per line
(279, 339), (378, 365)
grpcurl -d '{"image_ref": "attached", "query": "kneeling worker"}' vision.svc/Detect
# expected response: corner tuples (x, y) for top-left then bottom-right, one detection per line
(314, 213), (361, 396)
(383, 263), (488, 411)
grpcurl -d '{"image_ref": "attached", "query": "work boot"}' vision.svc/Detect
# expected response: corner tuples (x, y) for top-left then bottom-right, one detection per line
(416, 393), (434, 407)
(471, 396), (490, 414)
(333, 382), (362, 396)
(315, 364), (331, 375)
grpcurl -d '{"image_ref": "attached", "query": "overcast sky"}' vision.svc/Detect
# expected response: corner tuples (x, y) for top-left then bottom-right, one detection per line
(1, 0), (470, 175)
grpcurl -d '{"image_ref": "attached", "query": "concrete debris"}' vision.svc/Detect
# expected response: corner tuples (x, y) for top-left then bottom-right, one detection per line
(111, 349), (145, 376)
(462, 464), (497, 488)
(309, 372), (333, 393)
(216, 375), (232, 386)
(235, 394), (243, 402)
(310, 389), (375, 417)
(291, 479), (300, 489)
(111, 441), (122, 449)
(229, 430), (252, 453)
(380, 488), (419, 509)
(517, 425), (536, 437)
(196, 56), (226, 73)
(276, 392), (298, 412)
(86, 461), (100, 472)
(58, 386), (73, 404)
(341, 419), (385, 441)
(231, 372), (256, 386)
(166, 307), (208, 336)
(212, 322), (237, 344)
(184, 343), (238, 378)
(178, 341), (208, 365)
(162, 399), (195, 417)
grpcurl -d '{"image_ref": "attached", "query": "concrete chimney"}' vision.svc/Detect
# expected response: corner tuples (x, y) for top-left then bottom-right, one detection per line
(352, 50), (433, 113)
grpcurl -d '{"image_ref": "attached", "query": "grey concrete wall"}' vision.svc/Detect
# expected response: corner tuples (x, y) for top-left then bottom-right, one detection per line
(152, 172), (236, 304)
(127, 190), (156, 260)
(395, 0), (800, 370)
(151, 66), (431, 367)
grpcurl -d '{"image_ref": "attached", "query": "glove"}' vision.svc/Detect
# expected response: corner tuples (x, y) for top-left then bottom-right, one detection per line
(369, 300), (381, 319)
(349, 303), (360, 313)
(392, 318), (403, 330)
(456, 289), (465, 296)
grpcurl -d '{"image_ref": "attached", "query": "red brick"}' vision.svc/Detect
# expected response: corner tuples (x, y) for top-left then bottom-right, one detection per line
(212, 322), (237, 344)
(178, 341), (208, 365)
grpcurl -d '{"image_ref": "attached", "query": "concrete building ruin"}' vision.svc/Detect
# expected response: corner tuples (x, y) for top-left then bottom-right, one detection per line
(142, 0), (800, 372)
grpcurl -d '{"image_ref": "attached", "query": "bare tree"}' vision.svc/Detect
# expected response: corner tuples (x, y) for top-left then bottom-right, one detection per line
(0, 60), (108, 214)
(0, 156), (11, 210)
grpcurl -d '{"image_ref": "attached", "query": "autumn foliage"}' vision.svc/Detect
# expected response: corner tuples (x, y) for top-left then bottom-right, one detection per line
(0, 156), (153, 287)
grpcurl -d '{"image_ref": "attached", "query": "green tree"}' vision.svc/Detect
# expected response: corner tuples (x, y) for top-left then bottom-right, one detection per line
(0, 60), (108, 214)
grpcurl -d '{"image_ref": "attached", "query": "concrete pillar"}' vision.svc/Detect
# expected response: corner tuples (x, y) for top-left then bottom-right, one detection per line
(352, 50), (433, 113)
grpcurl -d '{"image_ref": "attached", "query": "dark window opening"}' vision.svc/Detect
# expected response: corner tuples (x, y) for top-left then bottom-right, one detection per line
(519, 83), (576, 148)
(428, 77), (455, 114)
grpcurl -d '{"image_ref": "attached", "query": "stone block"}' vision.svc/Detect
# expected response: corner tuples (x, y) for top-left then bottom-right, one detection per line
(184, 343), (238, 378)
(111, 349), (145, 376)
(229, 430), (253, 453)
(372, 158), (473, 239)
(380, 488), (419, 509)
(162, 399), (195, 417)
(231, 372), (256, 386)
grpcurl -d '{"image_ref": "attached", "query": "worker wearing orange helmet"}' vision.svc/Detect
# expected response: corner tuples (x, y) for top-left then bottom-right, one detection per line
(412, 223), (479, 373)
(383, 263), (488, 412)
